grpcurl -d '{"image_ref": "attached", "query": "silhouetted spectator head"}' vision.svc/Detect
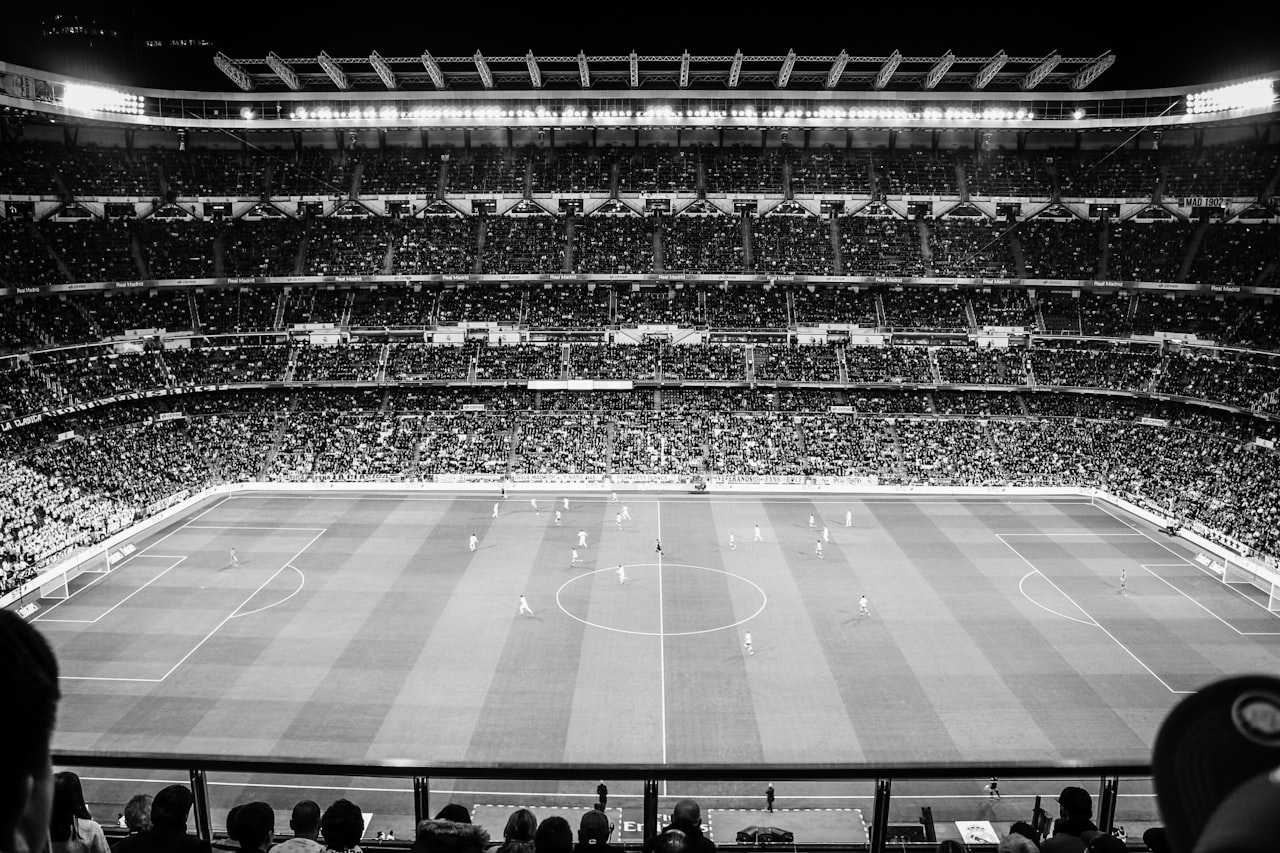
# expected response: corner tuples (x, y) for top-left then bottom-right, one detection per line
(123, 795), (152, 834)
(151, 785), (194, 832)
(534, 816), (573, 853)
(1008, 823), (1039, 845)
(1056, 787), (1092, 821)
(936, 842), (967, 853)
(0, 611), (60, 853)
(503, 809), (537, 843)
(1153, 674), (1280, 853)
(409, 816), (489, 853)
(577, 811), (611, 847)
(669, 801), (701, 829)
(320, 799), (364, 851)
(434, 804), (471, 825)
(998, 833), (1040, 853)
(226, 804), (243, 841)
(289, 800), (321, 839)
(234, 802), (274, 852)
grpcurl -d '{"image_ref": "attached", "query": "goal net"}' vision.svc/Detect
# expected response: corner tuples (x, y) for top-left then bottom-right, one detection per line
(37, 545), (115, 601)
(1220, 554), (1280, 614)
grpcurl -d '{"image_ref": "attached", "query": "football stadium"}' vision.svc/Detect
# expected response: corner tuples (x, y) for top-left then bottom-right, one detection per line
(1, 13), (1279, 853)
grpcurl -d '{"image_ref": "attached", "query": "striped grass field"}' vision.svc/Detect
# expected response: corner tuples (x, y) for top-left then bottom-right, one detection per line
(29, 490), (1280, 838)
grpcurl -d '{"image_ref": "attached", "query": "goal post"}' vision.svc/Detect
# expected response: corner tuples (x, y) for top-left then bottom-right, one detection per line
(1220, 554), (1280, 614)
(35, 544), (115, 602)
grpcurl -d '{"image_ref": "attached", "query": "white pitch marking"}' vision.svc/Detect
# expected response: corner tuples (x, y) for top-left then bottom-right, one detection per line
(183, 525), (327, 531)
(38, 559), (186, 626)
(1140, 564), (1280, 637)
(997, 534), (1192, 695)
(153, 530), (326, 682)
(1017, 571), (1095, 627)
(230, 565), (307, 620)
(657, 500), (667, 770)
(1092, 501), (1280, 621)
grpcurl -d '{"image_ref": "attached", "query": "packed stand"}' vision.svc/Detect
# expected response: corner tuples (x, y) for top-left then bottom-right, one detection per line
(348, 283), (435, 327)
(1107, 221), (1193, 282)
(224, 219), (303, 277)
(615, 284), (703, 326)
(291, 343), (382, 382)
(754, 344), (842, 382)
(435, 284), (522, 324)
(843, 345), (933, 383)
(39, 221), (139, 284)
(1186, 223), (1280, 287)
(526, 283), (611, 328)
(839, 214), (924, 277)
(482, 216), (565, 274)
(662, 216), (745, 273)
(791, 285), (879, 326)
(393, 217), (477, 275)
(1019, 218), (1100, 280)
(751, 215), (834, 275)
(572, 215), (653, 274)
(302, 218), (393, 276)
(935, 347), (1028, 385)
(0, 217), (65, 287)
(1029, 344), (1161, 391)
(706, 283), (788, 328)
(475, 344), (561, 380)
(880, 287), (968, 330)
(195, 287), (280, 333)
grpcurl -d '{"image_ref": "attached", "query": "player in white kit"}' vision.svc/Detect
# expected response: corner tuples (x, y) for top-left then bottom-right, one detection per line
(518, 595), (533, 616)
(621, 506), (631, 520)
(492, 502), (499, 518)
(859, 595), (870, 617)
(729, 532), (736, 550)
(531, 498), (540, 514)
(845, 509), (852, 527)
(754, 525), (763, 542)
(571, 548), (583, 565)
(617, 565), (626, 584)
(744, 632), (753, 655)
(809, 514), (815, 530)
(230, 547), (239, 566)
(616, 512), (623, 529)
(815, 540), (823, 559)
(555, 510), (563, 526)
(468, 533), (478, 552)
(578, 529), (588, 548)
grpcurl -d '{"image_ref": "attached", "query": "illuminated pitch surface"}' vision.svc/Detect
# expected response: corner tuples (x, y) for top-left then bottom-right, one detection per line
(38, 492), (1280, 766)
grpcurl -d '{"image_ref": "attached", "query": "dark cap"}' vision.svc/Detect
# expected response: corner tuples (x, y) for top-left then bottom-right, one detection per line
(1081, 831), (1126, 853)
(578, 810), (610, 844)
(1187, 767), (1280, 853)
(1056, 786), (1092, 819)
(1152, 674), (1280, 853)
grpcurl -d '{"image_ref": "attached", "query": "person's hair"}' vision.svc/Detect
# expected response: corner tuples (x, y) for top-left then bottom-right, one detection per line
(653, 829), (687, 853)
(320, 799), (365, 850)
(51, 771), (97, 841)
(504, 808), (538, 843)
(234, 802), (274, 851)
(998, 834), (1039, 853)
(534, 815), (573, 853)
(290, 800), (321, 837)
(434, 804), (472, 824)
(937, 841), (969, 853)
(124, 795), (153, 833)
(0, 611), (61, 839)
(226, 804), (244, 841)
(151, 784), (194, 831)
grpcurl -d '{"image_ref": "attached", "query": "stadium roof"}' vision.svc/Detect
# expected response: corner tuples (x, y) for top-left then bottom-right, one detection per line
(3, 8), (1279, 94)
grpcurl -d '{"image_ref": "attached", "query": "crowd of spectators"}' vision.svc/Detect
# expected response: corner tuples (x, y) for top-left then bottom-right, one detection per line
(935, 347), (1028, 385)
(662, 216), (745, 273)
(751, 216), (834, 275)
(879, 288), (968, 330)
(482, 216), (566, 274)
(302, 218), (393, 276)
(393, 217), (478, 275)
(1028, 344), (1161, 391)
(572, 216), (653, 274)
(838, 215), (924, 277)
(791, 285), (879, 326)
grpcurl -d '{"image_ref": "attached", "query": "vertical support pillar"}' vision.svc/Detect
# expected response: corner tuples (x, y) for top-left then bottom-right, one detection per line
(1098, 776), (1119, 834)
(189, 769), (212, 842)
(414, 776), (431, 827)
(868, 778), (891, 853)
(642, 779), (660, 842)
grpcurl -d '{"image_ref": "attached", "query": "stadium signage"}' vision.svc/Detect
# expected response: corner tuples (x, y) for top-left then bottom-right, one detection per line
(16, 286), (40, 294)
(0, 414), (43, 430)
(1212, 285), (1242, 293)
(1181, 197), (1226, 208)
(1094, 280), (1124, 287)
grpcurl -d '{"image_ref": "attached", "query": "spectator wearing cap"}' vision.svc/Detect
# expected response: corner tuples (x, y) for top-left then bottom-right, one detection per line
(319, 800), (364, 853)
(0, 610), (61, 853)
(534, 816), (574, 853)
(114, 784), (212, 853)
(272, 800), (323, 853)
(408, 807), (488, 853)
(575, 810), (619, 853)
(232, 803), (274, 853)
(1040, 787), (1097, 853)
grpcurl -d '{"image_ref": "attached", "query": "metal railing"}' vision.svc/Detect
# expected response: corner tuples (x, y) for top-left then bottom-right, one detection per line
(54, 753), (1155, 851)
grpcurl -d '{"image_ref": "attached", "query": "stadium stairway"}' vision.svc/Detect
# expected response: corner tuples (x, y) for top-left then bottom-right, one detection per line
(1177, 219), (1211, 284)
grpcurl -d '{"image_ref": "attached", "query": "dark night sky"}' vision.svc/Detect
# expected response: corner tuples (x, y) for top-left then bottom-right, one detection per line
(2, 6), (1278, 93)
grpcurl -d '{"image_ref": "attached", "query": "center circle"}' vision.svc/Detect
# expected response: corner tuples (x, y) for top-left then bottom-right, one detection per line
(555, 563), (767, 636)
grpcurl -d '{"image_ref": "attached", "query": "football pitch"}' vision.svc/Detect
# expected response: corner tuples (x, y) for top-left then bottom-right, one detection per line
(30, 490), (1280, 839)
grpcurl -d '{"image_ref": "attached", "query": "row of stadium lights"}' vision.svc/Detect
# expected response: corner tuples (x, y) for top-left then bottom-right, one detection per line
(59, 79), (1275, 121)
(281, 105), (1059, 121)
